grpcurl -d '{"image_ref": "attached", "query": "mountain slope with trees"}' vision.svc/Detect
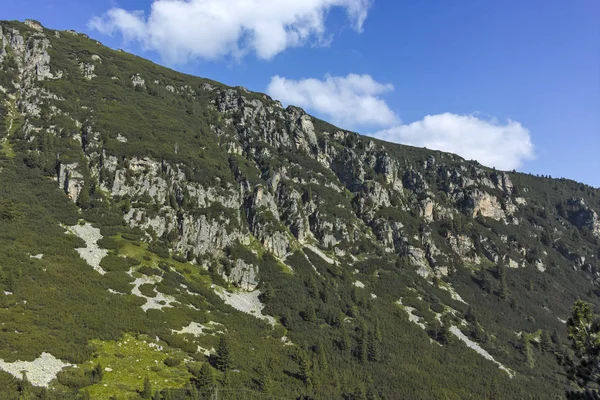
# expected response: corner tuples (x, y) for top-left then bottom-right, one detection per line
(0, 19), (599, 399)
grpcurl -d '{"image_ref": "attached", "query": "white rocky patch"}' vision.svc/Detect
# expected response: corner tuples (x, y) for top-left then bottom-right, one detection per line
(127, 270), (177, 312)
(535, 260), (546, 272)
(197, 346), (214, 356)
(514, 197), (527, 205)
(0, 353), (72, 387)
(148, 343), (163, 351)
(78, 62), (96, 80)
(24, 20), (44, 32)
(437, 281), (468, 304)
(172, 321), (224, 337)
(301, 253), (321, 276)
(305, 245), (335, 265)
(131, 74), (145, 87)
(67, 223), (108, 275)
(353, 281), (365, 288)
(449, 326), (514, 378)
(212, 286), (276, 325)
(281, 336), (294, 346)
(396, 299), (427, 330)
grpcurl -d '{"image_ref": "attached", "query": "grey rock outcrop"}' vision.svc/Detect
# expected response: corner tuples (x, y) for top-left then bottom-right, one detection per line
(226, 259), (258, 291)
(57, 163), (84, 202)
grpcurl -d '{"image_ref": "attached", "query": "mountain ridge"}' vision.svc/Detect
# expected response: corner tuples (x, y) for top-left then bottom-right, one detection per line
(0, 18), (599, 399)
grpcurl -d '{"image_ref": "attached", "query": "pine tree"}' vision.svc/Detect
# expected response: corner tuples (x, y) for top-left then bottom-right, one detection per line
(374, 319), (382, 342)
(260, 282), (274, 303)
(499, 274), (508, 300)
(90, 363), (103, 384)
(141, 376), (152, 399)
(76, 182), (91, 209)
(560, 300), (600, 398)
(478, 266), (491, 293)
(316, 341), (328, 371)
(281, 310), (293, 329)
(302, 305), (317, 322)
(298, 351), (313, 388)
(367, 331), (380, 362)
(332, 311), (345, 328)
(353, 319), (369, 363)
(18, 372), (35, 400)
(438, 315), (453, 345)
(551, 328), (560, 345)
(338, 326), (351, 351)
(187, 383), (200, 400)
(540, 330), (552, 353)
(195, 362), (215, 393)
(497, 261), (508, 299)
(307, 274), (318, 298)
(255, 361), (271, 393)
(358, 332), (368, 364)
(465, 304), (478, 325)
(215, 336), (232, 372)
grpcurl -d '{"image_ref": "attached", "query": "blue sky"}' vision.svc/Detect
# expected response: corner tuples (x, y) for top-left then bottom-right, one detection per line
(3, 0), (599, 186)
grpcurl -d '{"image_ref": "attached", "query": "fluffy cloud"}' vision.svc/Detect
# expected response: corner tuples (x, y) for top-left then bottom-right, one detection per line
(267, 74), (534, 169)
(374, 113), (535, 170)
(267, 74), (399, 127)
(89, 0), (372, 63)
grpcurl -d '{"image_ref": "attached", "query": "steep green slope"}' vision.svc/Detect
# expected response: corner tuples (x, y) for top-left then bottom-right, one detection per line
(0, 19), (599, 399)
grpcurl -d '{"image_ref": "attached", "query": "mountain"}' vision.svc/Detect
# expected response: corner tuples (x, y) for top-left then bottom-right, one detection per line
(0, 19), (599, 399)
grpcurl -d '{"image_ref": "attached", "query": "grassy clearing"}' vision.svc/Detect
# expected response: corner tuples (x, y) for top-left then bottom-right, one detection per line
(107, 235), (212, 287)
(84, 334), (191, 399)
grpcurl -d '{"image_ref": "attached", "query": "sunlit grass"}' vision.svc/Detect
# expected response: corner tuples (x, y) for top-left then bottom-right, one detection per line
(85, 334), (191, 399)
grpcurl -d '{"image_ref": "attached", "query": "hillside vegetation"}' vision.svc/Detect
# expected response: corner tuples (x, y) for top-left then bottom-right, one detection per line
(0, 19), (599, 399)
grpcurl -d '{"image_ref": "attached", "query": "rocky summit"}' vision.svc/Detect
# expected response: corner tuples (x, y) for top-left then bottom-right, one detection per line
(0, 19), (599, 399)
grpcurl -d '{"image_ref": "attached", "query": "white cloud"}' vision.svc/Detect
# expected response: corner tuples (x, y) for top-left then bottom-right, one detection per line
(89, 0), (372, 63)
(267, 74), (399, 127)
(373, 113), (535, 170)
(267, 74), (534, 169)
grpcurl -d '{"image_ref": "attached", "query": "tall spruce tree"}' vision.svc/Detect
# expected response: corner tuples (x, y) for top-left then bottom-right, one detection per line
(215, 336), (232, 372)
(560, 300), (600, 399)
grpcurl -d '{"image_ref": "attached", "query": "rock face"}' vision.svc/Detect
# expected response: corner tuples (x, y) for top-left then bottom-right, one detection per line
(226, 259), (258, 291)
(568, 199), (600, 238)
(468, 190), (506, 221)
(58, 163), (84, 202)
(2, 19), (599, 291)
(24, 19), (44, 32)
(79, 62), (96, 80)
